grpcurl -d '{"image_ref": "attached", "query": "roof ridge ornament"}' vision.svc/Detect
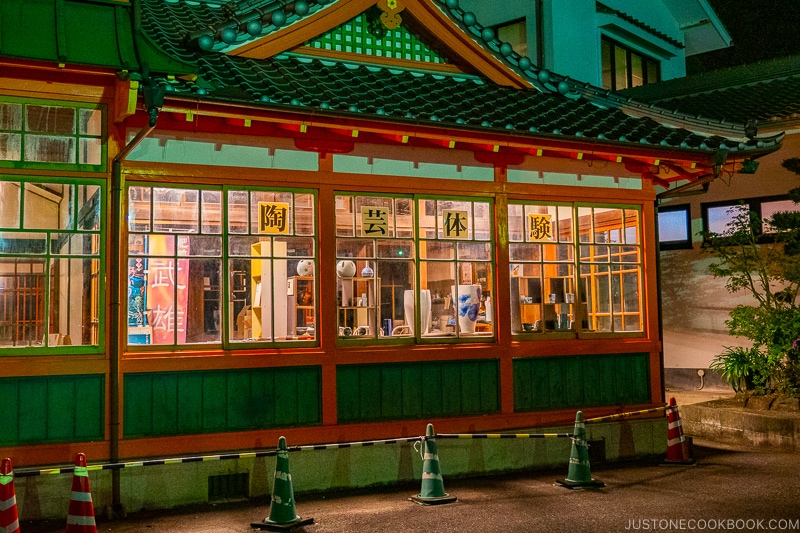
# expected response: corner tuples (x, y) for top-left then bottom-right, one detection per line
(377, 0), (404, 30)
(222, 1), (240, 19)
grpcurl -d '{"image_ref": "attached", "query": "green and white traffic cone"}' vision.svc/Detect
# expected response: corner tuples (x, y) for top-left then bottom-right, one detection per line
(556, 411), (605, 489)
(409, 424), (457, 505)
(251, 436), (314, 531)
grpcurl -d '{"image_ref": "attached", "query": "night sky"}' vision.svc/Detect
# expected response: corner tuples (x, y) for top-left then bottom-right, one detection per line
(686, 0), (800, 73)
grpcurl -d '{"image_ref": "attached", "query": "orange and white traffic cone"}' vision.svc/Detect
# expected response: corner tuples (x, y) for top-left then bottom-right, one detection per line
(1, 458), (20, 533)
(66, 453), (97, 532)
(663, 397), (695, 465)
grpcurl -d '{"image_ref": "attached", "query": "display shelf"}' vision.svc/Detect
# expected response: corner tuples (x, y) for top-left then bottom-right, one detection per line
(337, 273), (378, 336)
(288, 275), (315, 336)
(250, 241), (288, 340)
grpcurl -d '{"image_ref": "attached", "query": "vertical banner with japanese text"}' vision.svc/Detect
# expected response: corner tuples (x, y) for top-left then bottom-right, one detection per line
(145, 235), (190, 344)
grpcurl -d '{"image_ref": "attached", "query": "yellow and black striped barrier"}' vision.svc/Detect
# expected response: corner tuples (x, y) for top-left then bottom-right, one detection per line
(435, 432), (572, 439)
(584, 406), (667, 424)
(290, 436), (423, 451)
(13, 408), (664, 478)
(14, 436), (427, 478)
(14, 450), (281, 478)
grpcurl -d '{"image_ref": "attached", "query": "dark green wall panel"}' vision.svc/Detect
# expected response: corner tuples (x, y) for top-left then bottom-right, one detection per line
(337, 360), (500, 423)
(123, 367), (321, 438)
(0, 375), (104, 446)
(513, 353), (651, 412)
(177, 373), (203, 433)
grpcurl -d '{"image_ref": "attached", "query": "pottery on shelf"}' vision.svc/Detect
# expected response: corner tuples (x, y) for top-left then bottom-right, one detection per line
(296, 259), (314, 277)
(455, 284), (481, 334)
(420, 289), (432, 335)
(403, 289), (415, 335)
(361, 264), (374, 278)
(336, 260), (356, 278)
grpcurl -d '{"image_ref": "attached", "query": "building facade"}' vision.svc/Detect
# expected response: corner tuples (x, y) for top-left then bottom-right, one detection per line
(0, 0), (781, 516)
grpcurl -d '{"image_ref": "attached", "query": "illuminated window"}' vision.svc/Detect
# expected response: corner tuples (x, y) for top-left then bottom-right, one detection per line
(761, 199), (800, 233)
(509, 202), (644, 336)
(0, 98), (105, 171)
(126, 185), (316, 348)
(508, 203), (575, 334)
(601, 37), (660, 90)
(702, 196), (800, 239)
(0, 178), (103, 351)
(419, 197), (494, 339)
(704, 203), (750, 236)
(335, 194), (415, 340)
(496, 19), (528, 57)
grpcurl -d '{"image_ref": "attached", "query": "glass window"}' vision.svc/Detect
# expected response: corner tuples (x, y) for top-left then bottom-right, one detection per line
(702, 196), (800, 240)
(126, 185), (316, 348)
(0, 97), (105, 170)
(579, 207), (643, 333)
(419, 197), (494, 339)
(510, 202), (643, 336)
(658, 206), (692, 249)
(761, 199), (800, 233)
(0, 178), (103, 350)
(705, 203), (749, 236)
(335, 194), (416, 340)
(601, 37), (660, 91)
(496, 19), (528, 56)
(509, 203), (575, 334)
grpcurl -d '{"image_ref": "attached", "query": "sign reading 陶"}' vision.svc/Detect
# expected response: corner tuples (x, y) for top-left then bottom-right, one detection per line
(258, 202), (290, 234)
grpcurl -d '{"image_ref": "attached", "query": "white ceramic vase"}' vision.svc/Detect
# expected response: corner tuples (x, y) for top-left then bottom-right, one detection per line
(456, 284), (481, 334)
(420, 289), (431, 335)
(403, 289), (415, 334)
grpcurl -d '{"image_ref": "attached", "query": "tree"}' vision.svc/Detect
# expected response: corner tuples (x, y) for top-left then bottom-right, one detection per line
(705, 158), (800, 396)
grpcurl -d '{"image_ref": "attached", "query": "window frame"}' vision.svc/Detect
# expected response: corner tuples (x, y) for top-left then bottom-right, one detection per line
(334, 192), (417, 345)
(701, 195), (800, 244)
(657, 204), (692, 250)
(508, 200), (645, 339)
(0, 96), (107, 173)
(416, 194), (496, 344)
(0, 175), (105, 355)
(601, 36), (661, 91)
(494, 17), (529, 58)
(124, 183), (318, 352)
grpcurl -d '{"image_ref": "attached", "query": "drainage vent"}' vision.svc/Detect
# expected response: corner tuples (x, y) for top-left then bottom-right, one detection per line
(588, 438), (606, 464)
(208, 472), (249, 501)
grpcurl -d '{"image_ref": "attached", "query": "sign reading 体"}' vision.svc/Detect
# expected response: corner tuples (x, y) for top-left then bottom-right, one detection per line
(528, 213), (553, 241)
(443, 209), (469, 239)
(258, 202), (290, 234)
(361, 206), (389, 237)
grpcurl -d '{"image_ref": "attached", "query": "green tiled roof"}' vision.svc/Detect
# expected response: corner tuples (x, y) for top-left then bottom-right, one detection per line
(0, 0), (193, 74)
(0, 0), (783, 157)
(619, 54), (800, 129)
(160, 50), (780, 155)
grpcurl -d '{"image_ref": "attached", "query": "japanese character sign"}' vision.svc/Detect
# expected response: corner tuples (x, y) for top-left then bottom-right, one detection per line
(258, 201), (290, 234)
(528, 213), (553, 241)
(360, 206), (389, 237)
(443, 209), (469, 239)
